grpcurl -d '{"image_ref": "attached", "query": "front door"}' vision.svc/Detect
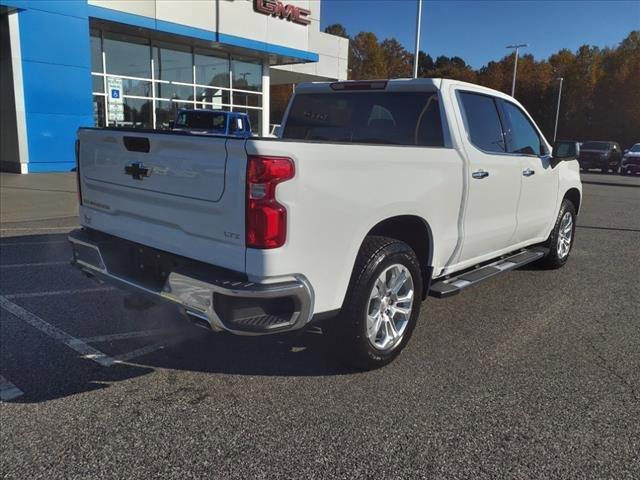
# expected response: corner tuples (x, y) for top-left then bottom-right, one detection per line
(499, 99), (558, 243)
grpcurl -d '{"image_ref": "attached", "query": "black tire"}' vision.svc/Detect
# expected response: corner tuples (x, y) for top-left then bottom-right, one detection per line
(538, 199), (577, 269)
(325, 236), (424, 371)
(602, 167), (609, 173)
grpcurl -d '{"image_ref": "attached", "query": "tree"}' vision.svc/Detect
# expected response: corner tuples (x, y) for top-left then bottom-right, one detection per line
(430, 55), (477, 83)
(351, 32), (387, 79)
(324, 23), (349, 38)
(416, 51), (434, 77)
(381, 38), (412, 78)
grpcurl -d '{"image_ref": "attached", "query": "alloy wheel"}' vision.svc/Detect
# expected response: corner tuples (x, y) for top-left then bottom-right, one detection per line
(366, 264), (414, 351)
(557, 211), (573, 259)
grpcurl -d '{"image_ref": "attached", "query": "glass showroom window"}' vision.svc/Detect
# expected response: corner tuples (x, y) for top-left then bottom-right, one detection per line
(90, 27), (264, 133)
(195, 50), (230, 109)
(231, 57), (263, 133)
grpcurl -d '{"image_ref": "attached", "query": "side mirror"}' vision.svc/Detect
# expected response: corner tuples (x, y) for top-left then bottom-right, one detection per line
(552, 141), (579, 161)
(168, 121), (174, 129)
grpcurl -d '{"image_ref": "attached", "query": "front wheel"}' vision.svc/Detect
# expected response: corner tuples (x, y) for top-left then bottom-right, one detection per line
(538, 199), (577, 269)
(325, 236), (423, 370)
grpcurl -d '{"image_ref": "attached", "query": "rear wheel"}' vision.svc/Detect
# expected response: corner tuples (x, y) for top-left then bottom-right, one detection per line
(539, 199), (577, 269)
(326, 236), (423, 370)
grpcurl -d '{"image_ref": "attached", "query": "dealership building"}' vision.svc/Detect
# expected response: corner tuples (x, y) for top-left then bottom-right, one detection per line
(0, 0), (348, 172)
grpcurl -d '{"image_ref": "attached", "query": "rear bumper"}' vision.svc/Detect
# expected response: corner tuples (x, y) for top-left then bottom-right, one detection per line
(68, 229), (314, 335)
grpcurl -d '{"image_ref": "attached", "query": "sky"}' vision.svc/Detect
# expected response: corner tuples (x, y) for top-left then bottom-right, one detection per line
(320, 0), (640, 68)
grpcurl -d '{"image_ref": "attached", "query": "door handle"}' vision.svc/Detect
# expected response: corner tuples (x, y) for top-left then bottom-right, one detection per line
(472, 170), (489, 179)
(522, 168), (535, 177)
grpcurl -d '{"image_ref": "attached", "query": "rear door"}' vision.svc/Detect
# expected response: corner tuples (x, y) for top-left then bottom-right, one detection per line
(78, 129), (247, 272)
(498, 99), (558, 243)
(455, 91), (522, 263)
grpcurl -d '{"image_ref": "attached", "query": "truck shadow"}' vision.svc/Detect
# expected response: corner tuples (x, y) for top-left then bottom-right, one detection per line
(0, 233), (352, 404)
(1, 325), (350, 404)
(147, 326), (350, 377)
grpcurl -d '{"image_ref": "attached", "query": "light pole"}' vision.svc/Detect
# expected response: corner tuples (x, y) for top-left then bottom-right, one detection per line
(413, 0), (423, 78)
(506, 43), (528, 97)
(553, 77), (564, 143)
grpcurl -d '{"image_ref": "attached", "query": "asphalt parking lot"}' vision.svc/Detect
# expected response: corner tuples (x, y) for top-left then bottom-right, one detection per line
(1, 172), (639, 479)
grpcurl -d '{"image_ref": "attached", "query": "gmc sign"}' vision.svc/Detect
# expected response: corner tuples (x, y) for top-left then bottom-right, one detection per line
(253, 0), (311, 26)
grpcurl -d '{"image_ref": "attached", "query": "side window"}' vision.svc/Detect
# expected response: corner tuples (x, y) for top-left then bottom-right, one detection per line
(228, 116), (237, 133)
(501, 101), (544, 156)
(459, 92), (505, 153)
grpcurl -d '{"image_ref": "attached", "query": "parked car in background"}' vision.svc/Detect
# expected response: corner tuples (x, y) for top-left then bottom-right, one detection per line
(620, 143), (640, 175)
(578, 141), (622, 173)
(170, 109), (252, 137)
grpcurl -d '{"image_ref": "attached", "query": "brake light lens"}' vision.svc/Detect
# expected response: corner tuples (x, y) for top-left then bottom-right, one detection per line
(330, 80), (387, 91)
(246, 155), (294, 249)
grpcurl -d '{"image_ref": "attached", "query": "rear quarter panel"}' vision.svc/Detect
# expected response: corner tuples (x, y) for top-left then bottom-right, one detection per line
(244, 139), (464, 313)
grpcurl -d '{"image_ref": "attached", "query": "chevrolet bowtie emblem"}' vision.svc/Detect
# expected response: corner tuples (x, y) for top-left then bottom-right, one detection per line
(124, 162), (151, 180)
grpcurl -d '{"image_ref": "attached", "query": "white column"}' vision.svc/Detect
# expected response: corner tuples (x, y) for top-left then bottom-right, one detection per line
(8, 12), (29, 173)
(261, 59), (270, 137)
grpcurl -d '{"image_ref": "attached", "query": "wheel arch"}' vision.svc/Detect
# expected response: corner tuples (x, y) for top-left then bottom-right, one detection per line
(563, 187), (581, 214)
(365, 215), (434, 299)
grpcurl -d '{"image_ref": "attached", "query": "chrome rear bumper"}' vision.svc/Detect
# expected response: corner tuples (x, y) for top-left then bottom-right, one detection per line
(68, 229), (314, 335)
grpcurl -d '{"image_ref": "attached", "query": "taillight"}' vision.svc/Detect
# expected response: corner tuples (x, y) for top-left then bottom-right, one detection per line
(75, 139), (82, 206)
(246, 155), (294, 249)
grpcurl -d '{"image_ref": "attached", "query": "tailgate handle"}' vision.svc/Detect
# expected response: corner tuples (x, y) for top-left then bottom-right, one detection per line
(123, 136), (150, 153)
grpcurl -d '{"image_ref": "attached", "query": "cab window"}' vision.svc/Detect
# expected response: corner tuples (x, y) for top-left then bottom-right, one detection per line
(501, 101), (546, 156)
(459, 92), (505, 153)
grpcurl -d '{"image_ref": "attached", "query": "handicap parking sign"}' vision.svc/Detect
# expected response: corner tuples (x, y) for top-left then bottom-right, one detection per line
(111, 89), (120, 99)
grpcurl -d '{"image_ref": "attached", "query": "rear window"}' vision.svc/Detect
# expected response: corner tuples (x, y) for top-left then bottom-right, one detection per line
(581, 142), (610, 151)
(176, 111), (226, 132)
(282, 92), (444, 147)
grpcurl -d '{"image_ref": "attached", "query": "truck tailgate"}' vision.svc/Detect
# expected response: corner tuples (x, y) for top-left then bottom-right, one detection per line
(77, 129), (247, 272)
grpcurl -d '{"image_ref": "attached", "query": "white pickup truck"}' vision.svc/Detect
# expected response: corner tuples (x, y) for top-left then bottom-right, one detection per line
(69, 78), (582, 369)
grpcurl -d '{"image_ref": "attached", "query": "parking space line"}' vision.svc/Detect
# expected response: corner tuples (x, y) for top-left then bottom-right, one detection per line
(75, 329), (180, 344)
(0, 296), (115, 367)
(112, 342), (168, 363)
(0, 375), (24, 402)
(0, 261), (69, 269)
(4, 287), (114, 299)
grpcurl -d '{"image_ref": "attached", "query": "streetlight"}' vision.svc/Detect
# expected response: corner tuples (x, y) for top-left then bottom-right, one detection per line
(506, 43), (528, 97)
(553, 77), (564, 143)
(413, 0), (423, 78)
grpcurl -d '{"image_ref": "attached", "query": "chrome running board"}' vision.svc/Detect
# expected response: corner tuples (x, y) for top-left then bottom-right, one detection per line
(429, 247), (548, 298)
